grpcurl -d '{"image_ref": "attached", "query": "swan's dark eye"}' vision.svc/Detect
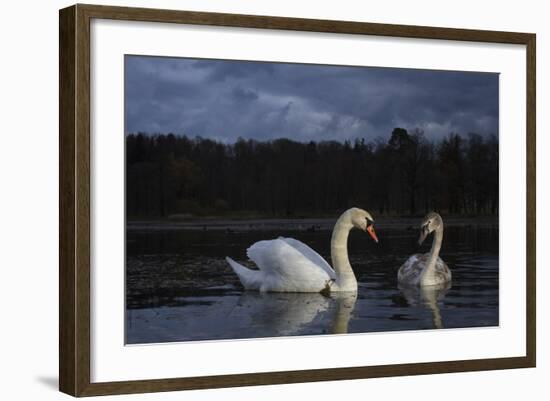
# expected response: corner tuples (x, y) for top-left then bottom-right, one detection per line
(365, 218), (373, 227)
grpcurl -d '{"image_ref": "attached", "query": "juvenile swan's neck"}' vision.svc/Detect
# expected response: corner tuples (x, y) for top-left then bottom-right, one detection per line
(421, 224), (443, 286)
(330, 211), (358, 292)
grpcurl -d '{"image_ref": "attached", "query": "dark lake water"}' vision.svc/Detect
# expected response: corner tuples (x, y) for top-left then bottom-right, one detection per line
(126, 219), (498, 344)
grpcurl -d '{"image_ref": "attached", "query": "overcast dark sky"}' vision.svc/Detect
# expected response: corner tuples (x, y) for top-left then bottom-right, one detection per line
(125, 55), (499, 143)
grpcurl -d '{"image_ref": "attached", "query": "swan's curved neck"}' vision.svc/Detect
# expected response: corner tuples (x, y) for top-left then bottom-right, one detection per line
(421, 224), (443, 285)
(330, 212), (357, 292)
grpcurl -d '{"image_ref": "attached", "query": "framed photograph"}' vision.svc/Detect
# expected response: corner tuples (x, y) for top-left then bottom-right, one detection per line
(59, 4), (536, 397)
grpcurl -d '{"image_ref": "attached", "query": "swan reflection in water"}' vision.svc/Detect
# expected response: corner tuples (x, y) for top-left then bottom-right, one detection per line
(220, 291), (358, 337)
(398, 283), (451, 329)
(126, 290), (358, 343)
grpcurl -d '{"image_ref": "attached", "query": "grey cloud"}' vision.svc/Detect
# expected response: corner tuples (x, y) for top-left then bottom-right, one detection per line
(125, 55), (499, 142)
(231, 87), (259, 102)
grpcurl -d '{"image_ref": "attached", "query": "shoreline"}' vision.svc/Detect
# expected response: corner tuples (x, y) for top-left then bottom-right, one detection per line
(127, 215), (499, 232)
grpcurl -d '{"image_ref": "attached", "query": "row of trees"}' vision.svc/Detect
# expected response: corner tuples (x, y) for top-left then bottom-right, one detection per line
(126, 128), (498, 218)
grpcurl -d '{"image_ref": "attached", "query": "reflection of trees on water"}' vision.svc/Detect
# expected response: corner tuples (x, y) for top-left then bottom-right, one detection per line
(398, 283), (451, 329)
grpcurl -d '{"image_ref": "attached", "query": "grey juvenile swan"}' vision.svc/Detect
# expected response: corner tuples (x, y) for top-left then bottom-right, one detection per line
(225, 208), (378, 293)
(398, 212), (452, 287)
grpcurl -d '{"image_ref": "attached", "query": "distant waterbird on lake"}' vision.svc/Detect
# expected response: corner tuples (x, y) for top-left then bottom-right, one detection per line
(398, 212), (452, 287)
(225, 208), (378, 293)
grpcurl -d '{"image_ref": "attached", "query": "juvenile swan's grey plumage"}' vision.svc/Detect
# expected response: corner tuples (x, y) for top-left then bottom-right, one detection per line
(398, 212), (452, 287)
(225, 208), (378, 293)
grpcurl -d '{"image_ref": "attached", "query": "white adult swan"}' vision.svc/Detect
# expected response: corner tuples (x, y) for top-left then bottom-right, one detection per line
(398, 212), (452, 287)
(225, 208), (378, 293)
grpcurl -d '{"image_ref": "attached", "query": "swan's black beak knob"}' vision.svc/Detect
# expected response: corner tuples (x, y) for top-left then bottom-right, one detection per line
(418, 226), (429, 246)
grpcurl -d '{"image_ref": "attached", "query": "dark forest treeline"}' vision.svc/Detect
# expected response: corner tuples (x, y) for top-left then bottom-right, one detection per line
(126, 128), (498, 219)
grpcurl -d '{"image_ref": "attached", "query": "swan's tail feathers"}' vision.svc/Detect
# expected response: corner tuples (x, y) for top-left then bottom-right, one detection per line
(225, 257), (260, 290)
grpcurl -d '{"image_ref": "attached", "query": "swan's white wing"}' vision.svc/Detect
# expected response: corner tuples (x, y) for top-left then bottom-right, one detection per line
(278, 237), (335, 280)
(246, 239), (333, 292)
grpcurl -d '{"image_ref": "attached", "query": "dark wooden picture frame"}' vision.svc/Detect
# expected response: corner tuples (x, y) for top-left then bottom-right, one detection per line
(59, 3), (536, 397)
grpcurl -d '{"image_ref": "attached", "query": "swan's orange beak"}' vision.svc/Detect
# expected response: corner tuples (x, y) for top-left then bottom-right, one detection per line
(367, 225), (378, 243)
